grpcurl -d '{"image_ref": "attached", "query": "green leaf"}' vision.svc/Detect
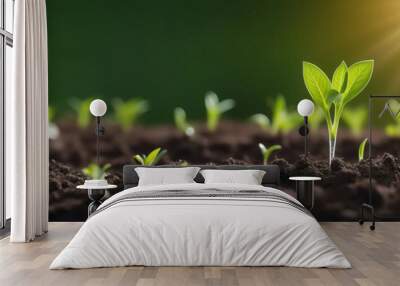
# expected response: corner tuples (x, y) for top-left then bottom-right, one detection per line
(152, 149), (167, 165)
(103, 163), (111, 172)
(174, 107), (187, 131)
(342, 107), (367, 136)
(385, 124), (400, 137)
(271, 95), (286, 133)
(358, 138), (368, 161)
(327, 89), (341, 106)
(303, 61), (331, 112)
(270, 95), (302, 134)
(250, 114), (270, 130)
(144, 148), (161, 165)
(70, 98), (93, 128)
(258, 143), (267, 154)
(264, 144), (282, 164)
(174, 107), (195, 136)
(48, 106), (56, 122)
(82, 167), (90, 177)
(82, 163), (110, 179)
(112, 98), (149, 130)
(133, 155), (145, 165)
(205, 92), (219, 109)
(204, 91), (234, 132)
(332, 61), (348, 93)
(219, 99), (235, 113)
(258, 143), (281, 164)
(342, 60), (374, 105)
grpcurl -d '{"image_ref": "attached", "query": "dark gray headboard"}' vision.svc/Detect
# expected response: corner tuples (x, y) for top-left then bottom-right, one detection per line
(123, 165), (280, 189)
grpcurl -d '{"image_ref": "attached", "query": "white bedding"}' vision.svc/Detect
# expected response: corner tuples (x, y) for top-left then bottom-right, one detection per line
(50, 183), (351, 269)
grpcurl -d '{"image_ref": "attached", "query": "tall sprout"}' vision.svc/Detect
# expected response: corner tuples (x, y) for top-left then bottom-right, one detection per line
(303, 60), (374, 165)
(112, 98), (149, 130)
(205, 91), (235, 132)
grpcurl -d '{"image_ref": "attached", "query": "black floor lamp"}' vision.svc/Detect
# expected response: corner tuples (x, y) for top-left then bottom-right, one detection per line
(297, 99), (315, 157)
(89, 99), (107, 164)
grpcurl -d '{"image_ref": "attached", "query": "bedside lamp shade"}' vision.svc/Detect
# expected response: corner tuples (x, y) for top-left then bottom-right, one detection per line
(297, 99), (314, 117)
(90, 99), (107, 117)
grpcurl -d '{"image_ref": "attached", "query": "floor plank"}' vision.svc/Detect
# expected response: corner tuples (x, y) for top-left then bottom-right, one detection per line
(0, 222), (398, 286)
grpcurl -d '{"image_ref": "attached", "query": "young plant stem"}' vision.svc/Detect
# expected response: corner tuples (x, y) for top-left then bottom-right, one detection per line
(328, 135), (336, 165)
(326, 104), (345, 165)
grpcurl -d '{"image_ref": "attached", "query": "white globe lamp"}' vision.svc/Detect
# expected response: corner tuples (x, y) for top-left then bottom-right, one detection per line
(90, 99), (107, 117)
(297, 99), (314, 158)
(297, 99), (314, 117)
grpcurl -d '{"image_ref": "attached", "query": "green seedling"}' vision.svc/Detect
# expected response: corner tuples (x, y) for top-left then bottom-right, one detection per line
(303, 60), (374, 164)
(174, 107), (195, 136)
(270, 95), (302, 134)
(358, 138), (368, 161)
(205, 91), (235, 132)
(250, 95), (301, 134)
(133, 147), (167, 166)
(177, 160), (189, 167)
(48, 106), (60, 139)
(385, 123), (400, 137)
(70, 98), (93, 129)
(48, 106), (56, 122)
(82, 163), (111, 180)
(342, 107), (367, 136)
(258, 143), (282, 165)
(112, 98), (149, 130)
(250, 114), (270, 131)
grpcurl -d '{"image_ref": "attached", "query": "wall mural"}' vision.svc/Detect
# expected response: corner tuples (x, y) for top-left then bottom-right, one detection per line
(47, 0), (400, 221)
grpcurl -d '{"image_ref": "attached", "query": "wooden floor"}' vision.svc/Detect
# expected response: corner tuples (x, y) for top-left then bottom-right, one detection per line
(0, 222), (399, 286)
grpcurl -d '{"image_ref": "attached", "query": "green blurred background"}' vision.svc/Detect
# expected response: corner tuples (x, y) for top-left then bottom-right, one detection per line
(46, 0), (397, 123)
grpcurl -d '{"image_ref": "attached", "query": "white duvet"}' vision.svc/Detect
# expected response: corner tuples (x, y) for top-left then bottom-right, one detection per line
(50, 183), (351, 269)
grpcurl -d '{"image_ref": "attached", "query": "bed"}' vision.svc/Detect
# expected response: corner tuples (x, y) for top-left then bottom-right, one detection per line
(50, 165), (350, 269)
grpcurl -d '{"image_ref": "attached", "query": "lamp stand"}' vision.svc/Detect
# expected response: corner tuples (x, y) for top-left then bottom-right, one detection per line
(298, 116), (309, 158)
(95, 116), (105, 164)
(304, 116), (309, 157)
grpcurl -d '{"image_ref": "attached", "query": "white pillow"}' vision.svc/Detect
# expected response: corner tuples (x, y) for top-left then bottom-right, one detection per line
(135, 167), (201, 186)
(200, 169), (266, 185)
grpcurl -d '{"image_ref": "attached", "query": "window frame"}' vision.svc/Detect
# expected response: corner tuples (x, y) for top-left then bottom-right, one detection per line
(0, 0), (13, 230)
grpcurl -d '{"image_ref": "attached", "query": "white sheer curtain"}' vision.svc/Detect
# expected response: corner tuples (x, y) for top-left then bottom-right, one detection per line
(7, 0), (48, 242)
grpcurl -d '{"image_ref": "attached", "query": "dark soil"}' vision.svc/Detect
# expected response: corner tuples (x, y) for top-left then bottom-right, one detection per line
(271, 153), (400, 220)
(49, 159), (123, 221)
(49, 154), (400, 221)
(51, 120), (400, 170)
(49, 120), (400, 221)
